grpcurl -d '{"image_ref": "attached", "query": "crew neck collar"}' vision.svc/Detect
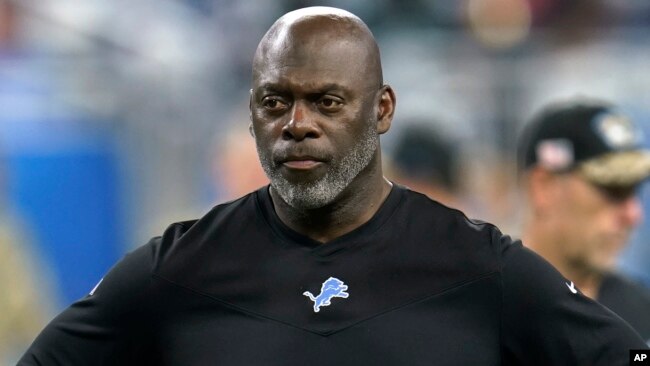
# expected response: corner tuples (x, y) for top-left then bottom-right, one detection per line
(255, 183), (405, 256)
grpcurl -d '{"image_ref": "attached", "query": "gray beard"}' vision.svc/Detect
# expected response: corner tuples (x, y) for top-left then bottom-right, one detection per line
(257, 124), (378, 209)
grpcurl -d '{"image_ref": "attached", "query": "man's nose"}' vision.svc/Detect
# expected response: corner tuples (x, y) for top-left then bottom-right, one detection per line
(282, 101), (321, 141)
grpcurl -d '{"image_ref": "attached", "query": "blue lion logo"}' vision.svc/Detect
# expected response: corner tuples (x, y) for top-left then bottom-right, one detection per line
(303, 277), (349, 313)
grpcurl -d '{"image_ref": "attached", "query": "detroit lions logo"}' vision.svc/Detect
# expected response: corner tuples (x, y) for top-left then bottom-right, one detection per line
(303, 277), (349, 313)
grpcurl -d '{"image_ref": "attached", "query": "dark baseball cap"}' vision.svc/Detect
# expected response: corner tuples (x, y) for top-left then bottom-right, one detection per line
(517, 99), (650, 187)
(392, 123), (457, 190)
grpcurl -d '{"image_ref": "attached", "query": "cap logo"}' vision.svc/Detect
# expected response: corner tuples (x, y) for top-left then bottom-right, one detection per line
(593, 113), (637, 149)
(536, 139), (573, 171)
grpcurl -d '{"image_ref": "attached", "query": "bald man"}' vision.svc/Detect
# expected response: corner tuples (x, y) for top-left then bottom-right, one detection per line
(19, 7), (646, 365)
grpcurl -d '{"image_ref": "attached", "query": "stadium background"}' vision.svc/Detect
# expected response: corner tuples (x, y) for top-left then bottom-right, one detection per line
(1, 0), (649, 362)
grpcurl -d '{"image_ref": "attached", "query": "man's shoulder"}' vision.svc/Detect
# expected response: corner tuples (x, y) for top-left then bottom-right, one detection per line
(148, 189), (265, 276)
(598, 272), (650, 341)
(153, 191), (260, 247)
(599, 272), (650, 312)
(398, 185), (518, 265)
(402, 185), (485, 219)
(601, 272), (650, 299)
(400, 185), (507, 240)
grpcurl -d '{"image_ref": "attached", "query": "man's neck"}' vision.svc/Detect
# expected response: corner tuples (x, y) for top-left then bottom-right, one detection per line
(270, 171), (392, 244)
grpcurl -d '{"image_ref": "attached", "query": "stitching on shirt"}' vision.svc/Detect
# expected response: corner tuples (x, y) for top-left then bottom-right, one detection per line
(151, 270), (500, 337)
(325, 270), (501, 336)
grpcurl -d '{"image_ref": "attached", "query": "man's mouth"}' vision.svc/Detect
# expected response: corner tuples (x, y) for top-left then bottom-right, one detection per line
(281, 156), (324, 170)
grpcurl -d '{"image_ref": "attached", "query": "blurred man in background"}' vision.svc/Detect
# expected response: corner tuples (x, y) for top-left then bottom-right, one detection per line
(387, 122), (464, 210)
(518, 98), (650, 342)
(211, 122), (268, 201)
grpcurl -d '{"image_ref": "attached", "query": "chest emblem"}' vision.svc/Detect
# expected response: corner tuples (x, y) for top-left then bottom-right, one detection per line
(303, 277), (349, 313)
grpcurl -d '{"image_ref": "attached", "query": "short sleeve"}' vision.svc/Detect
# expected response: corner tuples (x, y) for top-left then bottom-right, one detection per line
(17, 238), (159, 366)
(499, 238), (648, 365)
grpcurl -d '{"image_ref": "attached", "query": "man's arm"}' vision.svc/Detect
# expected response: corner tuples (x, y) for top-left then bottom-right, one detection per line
(17, 239), (158, 366)
(498, 236), (647, 365)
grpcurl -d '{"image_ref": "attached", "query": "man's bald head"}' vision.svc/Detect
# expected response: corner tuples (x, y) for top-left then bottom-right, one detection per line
(252, 7), (383, 89)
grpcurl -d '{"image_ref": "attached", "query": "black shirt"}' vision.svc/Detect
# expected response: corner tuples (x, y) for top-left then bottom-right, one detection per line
(598, 272), (650, 344)
(19, 185), (647, 365)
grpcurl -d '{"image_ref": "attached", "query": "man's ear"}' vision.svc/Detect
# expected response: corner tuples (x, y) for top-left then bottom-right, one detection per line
(248, 89), (257, 138)
(248, 89), (254, 122)
(527, 167), (560, 215)
(376, 85), (396, 135)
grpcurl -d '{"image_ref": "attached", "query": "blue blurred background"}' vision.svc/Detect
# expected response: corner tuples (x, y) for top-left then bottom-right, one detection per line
(1, 0), (649, 362)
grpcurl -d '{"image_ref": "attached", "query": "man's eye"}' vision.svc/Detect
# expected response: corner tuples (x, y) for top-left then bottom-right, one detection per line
(598, 185), (638, 202)
(318, 97), (343, 110)
(262, 98), (287, 111)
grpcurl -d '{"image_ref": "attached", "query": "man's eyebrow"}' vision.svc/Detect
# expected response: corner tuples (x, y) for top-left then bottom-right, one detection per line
(313, 83), (346, 92)
(255, 83), (350, 94)
(256, 83), (283, 92)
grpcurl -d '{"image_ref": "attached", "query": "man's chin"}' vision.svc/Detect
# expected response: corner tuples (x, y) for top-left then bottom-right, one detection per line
(279, 192), (332, 210)
(271, 177), (341, 210)
(277, 170), (327, 186)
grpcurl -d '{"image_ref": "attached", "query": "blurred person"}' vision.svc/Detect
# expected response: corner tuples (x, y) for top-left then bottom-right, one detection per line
(517, 98), (650, 343)
(146, 123), (269, 238)
(20, 7), (647, 365)
(211, 123), (269, 201)
(387, 122), (464, 209)
(387, 123), (516, 232)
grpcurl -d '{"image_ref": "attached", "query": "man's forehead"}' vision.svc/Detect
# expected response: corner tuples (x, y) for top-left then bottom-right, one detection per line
(252, 7), (383, 91)
(255, 9), (375, 68)
(254, 42), (371, 87)
(261, 29), (364, 63)
(253, 65), (354, 93)
(254, 79), (350, 93)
